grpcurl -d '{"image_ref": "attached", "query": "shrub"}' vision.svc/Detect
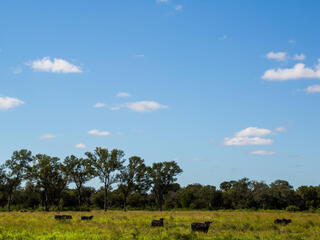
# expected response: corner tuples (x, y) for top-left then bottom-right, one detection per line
(286, 205), (300, 212)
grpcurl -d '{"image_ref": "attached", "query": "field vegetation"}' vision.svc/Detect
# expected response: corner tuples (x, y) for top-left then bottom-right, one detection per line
(0, 210), (320, 240)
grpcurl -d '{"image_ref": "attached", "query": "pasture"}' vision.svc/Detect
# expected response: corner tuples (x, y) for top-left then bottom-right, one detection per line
(0, 210), (319, 240)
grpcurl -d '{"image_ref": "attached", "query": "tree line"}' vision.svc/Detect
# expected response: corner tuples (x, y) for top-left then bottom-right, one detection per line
(0, 149), (319, 212)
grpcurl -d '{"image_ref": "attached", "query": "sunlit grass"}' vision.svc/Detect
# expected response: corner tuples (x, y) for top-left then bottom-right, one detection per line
(0, 210), (319, 239)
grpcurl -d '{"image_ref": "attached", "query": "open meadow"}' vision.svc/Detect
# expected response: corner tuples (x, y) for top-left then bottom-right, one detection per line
(0, 211), (319, 240)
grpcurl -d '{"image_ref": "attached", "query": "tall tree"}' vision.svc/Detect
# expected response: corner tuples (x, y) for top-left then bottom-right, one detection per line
(85, 147), (124, 211)
(63, 155), (94, 210)
(118, 156), (149, 211)
(148, 161), (182, 211)
(30, 154), (67, 211)
(4, 149), (32, 211)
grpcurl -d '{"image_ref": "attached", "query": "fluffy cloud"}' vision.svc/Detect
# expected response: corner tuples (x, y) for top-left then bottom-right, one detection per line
(40, 134), (55, 139)
(262, 61), (320, 81)
(174, 5), (183, 11)
(156, 0), (168, 3)
(0, 96), (24, 110)
(124, 101), (168, 113)
(305, 85), (320, 93)
(75, 143), (86, 149)
(116, 92), (131, 98)
(93, 102), (106, 108)
(250, 150), (276, 155)
(223, 127), (274, 146)
(266, 52), (287, 61)
(28, 57), (82, 73)
(235, 127), (273, 137)
(293, 54), (306, 61)
(88, 129), (110, 136)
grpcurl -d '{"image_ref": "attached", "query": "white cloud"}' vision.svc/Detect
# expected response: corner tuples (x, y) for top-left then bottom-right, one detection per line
(123, 101), (168, 113)
(88, 129), (110, 136)
(172, 157), (179, 161)
(262, 61), (320, 81)
(40, 134), (55, 139)
(235, 127), (273, 137)
(156, 0), (168, 3)
(174, 5), (183, 11)
(224, 137), (273, 146)
(75, 143), (86, 149)
(27, 57), (82, 73)
(305, 85), (320, 93)
(110, 106), (121, 111)
(93, 102), (106, 108)
(0, 96), (24, 110)
(223, 127), (274, 146)
(266, 52), (287, 61)
(275, 126), (287, 132)
(293, 54), (306, 61)
(116, 92), (131, 98)
(250, 150), (276, 156)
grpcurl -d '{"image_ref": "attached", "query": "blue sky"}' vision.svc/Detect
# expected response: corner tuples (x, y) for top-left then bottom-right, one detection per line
(1, 0), (320, 188)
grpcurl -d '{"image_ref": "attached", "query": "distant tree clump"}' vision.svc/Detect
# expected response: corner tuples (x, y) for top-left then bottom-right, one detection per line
(0, 148), (319, 212)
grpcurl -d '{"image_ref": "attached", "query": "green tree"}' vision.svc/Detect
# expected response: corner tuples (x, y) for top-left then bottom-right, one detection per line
(147, 161), (182, 211)
(4, 150), (33, 211)
(118, 156), (149, 211)
(85, 147), (124, 211)
(63, 155), (94, 210)
(296, 186), (319, 209)
(30, 154), (67, 211)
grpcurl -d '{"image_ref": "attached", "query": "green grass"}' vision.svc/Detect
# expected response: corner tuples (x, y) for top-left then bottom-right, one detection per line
(0, 210), (319, 239)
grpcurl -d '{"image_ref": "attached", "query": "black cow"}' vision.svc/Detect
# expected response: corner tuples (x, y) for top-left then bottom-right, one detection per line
(151, 218), (164, 227)
(191, 221), (212, 233)
(55, 215), (72, 220)
(81, 216), (94, 220)
(274, 218), (292, 225)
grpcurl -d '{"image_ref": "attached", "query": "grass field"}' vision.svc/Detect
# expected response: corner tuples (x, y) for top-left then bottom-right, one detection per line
(0, 210), (319, 240)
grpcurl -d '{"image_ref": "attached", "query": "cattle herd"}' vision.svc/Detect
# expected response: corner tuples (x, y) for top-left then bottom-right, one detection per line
(54, 215), (292, 233)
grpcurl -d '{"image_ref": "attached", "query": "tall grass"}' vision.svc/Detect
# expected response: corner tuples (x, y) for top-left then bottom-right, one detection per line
(0, 211), (319, 239)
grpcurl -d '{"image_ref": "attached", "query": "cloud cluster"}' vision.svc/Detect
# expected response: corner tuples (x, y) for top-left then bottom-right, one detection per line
(266, 52), (287, 61)
(75, 143), (86, 149)
(305, 85), (320, 93)
(262, 61), (320, 81)
(223, 127), (274, 146)
(93, 102), (106, 108)
(28, 57), (82, 73)
(250, 150), (276, 156)
(40, 133), (55, 139)
(88, 129), (110, 136)
(0, 96), (24, 110)
(266, 51), (305, 62)
(116, 92), (131, 98)
(123, 101), (168, 113)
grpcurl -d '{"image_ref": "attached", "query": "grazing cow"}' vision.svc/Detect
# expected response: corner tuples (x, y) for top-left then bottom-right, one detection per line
(81, 216), (94, 220)
(274, 218), (292, 225)
(151, 218), (164, 227)
(55, 215), (72, 220)
(191, 221), (212, 233)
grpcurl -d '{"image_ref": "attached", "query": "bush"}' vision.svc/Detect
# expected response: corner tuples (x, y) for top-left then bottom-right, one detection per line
(286, 205), (300, 212)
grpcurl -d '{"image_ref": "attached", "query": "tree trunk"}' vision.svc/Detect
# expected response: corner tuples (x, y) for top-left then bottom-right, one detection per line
(104, 182), (108, 212)
(158, 194), (163, 212)
(7, 194), (12, 212)
(77, 187), (82, 211)
(123, 194), (127, 212)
